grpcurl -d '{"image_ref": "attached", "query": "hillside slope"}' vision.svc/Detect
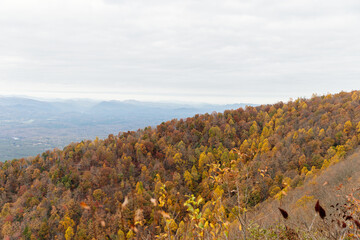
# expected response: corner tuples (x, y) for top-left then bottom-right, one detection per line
(1, 91), (360, 239)
(0, 97), (252, 161)
(250, 148), (360, 239)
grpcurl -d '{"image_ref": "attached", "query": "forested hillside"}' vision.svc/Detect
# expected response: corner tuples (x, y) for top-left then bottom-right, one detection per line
(0, 97), (250, 161)
(1, 91), (360, 239)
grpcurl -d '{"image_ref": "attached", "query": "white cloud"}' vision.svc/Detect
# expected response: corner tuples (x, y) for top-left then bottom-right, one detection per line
(0, 0), (360, 104)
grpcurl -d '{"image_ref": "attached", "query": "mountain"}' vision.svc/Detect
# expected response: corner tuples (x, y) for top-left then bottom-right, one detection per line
(0, 91), (360, 239)
(0, 97), (253, 161)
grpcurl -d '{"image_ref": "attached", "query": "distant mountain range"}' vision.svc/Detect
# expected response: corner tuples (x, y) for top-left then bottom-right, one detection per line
(0, 97), (255, 161)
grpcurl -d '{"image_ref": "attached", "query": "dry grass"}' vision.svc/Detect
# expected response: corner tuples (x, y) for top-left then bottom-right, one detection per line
(248, 148), (360, 239)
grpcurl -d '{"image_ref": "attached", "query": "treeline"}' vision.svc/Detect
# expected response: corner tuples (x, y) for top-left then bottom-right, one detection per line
(1, 91), (360, 239)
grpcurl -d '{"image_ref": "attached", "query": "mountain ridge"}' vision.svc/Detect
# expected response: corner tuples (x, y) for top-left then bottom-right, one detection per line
(0, 97), (255, 161)
(0, 91), (360, 239)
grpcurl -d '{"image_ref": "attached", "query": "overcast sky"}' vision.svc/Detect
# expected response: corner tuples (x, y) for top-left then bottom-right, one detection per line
(0, 0), (360, 104)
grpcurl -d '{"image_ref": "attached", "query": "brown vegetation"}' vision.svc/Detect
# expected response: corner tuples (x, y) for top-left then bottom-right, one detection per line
(1, 90), (360, 239)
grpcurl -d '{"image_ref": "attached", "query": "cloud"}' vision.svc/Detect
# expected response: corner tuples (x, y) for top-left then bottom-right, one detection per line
(0, 0), (360, 103)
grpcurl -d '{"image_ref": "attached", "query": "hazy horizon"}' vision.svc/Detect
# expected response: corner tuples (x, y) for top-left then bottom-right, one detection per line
(0, 88), (357, 105)
(0, 93), (259, 106)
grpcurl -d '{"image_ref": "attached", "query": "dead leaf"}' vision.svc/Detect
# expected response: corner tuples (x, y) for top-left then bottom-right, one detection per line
(122, 196), (129, 209)
(80, 202), (90, 210)
(150, 198), (157, 206)
(159, 210), (170, 219)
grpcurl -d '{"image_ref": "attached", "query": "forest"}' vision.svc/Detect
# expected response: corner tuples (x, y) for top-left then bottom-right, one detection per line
(1, 91), (360, 239)
(0, 97), (249, 161)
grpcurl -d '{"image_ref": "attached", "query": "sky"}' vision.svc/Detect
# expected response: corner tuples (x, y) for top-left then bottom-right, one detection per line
(0, 0), (360, 104)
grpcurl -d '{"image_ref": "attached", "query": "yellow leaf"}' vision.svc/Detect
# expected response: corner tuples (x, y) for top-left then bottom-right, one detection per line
(239, 224), (242, 231)
(204, 221), (209, 229)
